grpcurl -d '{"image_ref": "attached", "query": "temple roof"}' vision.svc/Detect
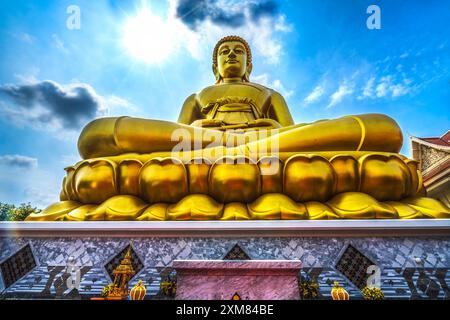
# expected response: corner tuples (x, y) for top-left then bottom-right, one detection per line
(409, 130), (450, 151)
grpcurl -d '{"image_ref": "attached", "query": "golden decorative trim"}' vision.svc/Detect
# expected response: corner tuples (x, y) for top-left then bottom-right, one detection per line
(349, 115), (366, 151)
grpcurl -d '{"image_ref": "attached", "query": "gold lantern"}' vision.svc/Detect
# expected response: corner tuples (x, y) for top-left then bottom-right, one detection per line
(231, 292), (241, 300)
(130, 280), (147, 300)
(331, 281), (349, 300)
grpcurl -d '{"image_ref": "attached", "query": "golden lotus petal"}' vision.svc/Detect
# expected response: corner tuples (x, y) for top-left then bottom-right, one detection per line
(186, 158), (212, 194)
(284, 155), (335, 202)
(221, 202), (250, 220)
(248, 193), (307, 220)
(359, 154), (411, 201)
(137, 203), (168, 221)
(405, 159), (421, 196)
(327, 192), (398, 219)
(330, 155), (359, 194)
(85, 195), (147, 221)
(84, 207), (106, 221)
(167, 194), (223, 220)
(25, 201), (81, 221)
(209, 156), (261, 203)
(402, 197), (450, 218)
(118, 159), (143, 196)
(384, 201), (423, 219)
(63, 166), (78, 201)
(305, 202), (339, 220)
(64, 204), (98, 221)
(258, 156), (283, 194)
(59, 182), (68, 201)
(74, 159), (118, 204)
(139, 157), (188, 203)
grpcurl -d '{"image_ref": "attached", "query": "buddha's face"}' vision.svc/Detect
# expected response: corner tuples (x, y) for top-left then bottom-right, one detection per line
(217, 41), (247, 80)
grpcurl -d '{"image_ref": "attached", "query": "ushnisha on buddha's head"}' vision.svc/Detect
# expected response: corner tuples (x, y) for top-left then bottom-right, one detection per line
(212, 35), (253, 84)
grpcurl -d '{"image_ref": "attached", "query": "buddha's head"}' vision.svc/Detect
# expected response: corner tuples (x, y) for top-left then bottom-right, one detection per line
(212, 35), (252, 84)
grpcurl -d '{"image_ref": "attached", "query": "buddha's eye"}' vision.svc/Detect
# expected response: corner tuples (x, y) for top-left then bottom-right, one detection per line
(220, 49), (230, 55)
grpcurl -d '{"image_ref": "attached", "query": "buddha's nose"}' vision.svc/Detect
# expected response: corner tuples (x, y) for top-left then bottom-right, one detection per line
(228, 51), (236, 58)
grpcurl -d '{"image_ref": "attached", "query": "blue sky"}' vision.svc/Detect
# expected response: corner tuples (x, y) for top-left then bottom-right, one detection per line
(0, 0), (449, 208)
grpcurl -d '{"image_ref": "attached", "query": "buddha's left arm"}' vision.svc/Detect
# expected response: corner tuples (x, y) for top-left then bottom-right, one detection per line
(178, 93), (202, 125)
(268, 91), (295, 126)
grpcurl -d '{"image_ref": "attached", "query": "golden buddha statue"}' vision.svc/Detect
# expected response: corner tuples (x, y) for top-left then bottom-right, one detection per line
(27, 35), (450, 221)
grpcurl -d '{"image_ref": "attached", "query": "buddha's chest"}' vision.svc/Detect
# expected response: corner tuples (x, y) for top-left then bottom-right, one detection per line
(197, 84), (271, 110)
(196, 84), (272, 123)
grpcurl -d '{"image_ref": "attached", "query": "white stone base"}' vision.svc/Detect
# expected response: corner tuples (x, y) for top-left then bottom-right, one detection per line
(1, 219), (450, 237)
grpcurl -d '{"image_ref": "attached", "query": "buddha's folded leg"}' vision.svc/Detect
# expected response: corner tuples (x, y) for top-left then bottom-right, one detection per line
(78, 116), (250, 159)
(244, 113), (403, 154)
(78, 113), (402, 159)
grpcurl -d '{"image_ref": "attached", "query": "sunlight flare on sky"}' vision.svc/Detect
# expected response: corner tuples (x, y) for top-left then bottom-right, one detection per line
(122, 7), (178, 64)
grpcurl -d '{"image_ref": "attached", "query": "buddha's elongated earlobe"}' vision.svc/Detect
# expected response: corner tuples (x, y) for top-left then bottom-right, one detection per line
(212, 64), (222, 83)
(244, 62), (252, 82)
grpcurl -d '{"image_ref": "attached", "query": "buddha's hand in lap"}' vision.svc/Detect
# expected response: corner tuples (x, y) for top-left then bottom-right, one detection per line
(247, 119), (282, 129)
(190, 119), (283, 133)
(190, 119), (226, 128)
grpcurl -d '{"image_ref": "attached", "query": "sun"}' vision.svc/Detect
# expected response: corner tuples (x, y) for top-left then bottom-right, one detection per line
(122, 7), (176, 64)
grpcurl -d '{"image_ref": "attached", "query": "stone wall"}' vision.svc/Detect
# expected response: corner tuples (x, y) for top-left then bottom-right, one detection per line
(1, 235), (449, 299)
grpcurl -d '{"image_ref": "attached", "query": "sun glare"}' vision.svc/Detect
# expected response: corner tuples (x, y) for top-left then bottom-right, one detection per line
(122, 8), (175, 64)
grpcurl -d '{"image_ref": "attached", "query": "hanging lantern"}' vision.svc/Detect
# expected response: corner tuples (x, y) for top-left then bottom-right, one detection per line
(331, 281), (349, 300)
(130, 280), (147, 300)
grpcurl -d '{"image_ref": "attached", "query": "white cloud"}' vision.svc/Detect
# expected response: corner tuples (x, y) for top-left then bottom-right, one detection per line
(246, 16), (291, 64)
(252, 73), (294, 98)
(377, 75), (411, 98)
(356, 74), (414, 100)
(14, 72), (39, 84)
(0, 154), (38, 168)
(102, 95), (139, 112)
(24, 186), (60, 209)
(391, 83), (410, 97)
(327, 84), (353, 109)
(182, 15), (291, 65)
(274, 15), (292, 32)
(272, 79), (294, 98)
(60, 154), (82, 167)
(122, 1), (291, 65)
(303, 85), (325, 105)
(0, 79), (136, 138)
(376, 76), (390, 97)
(52, 34), (69, 54)
(437, 41), (447, 50)
(359, 77), (375, 99)
(13, 32), (35, 44)
(403, 78), (413, 85)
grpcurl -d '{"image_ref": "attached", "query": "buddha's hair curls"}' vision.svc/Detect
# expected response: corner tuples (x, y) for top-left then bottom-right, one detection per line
(213, 35), (252, 66)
